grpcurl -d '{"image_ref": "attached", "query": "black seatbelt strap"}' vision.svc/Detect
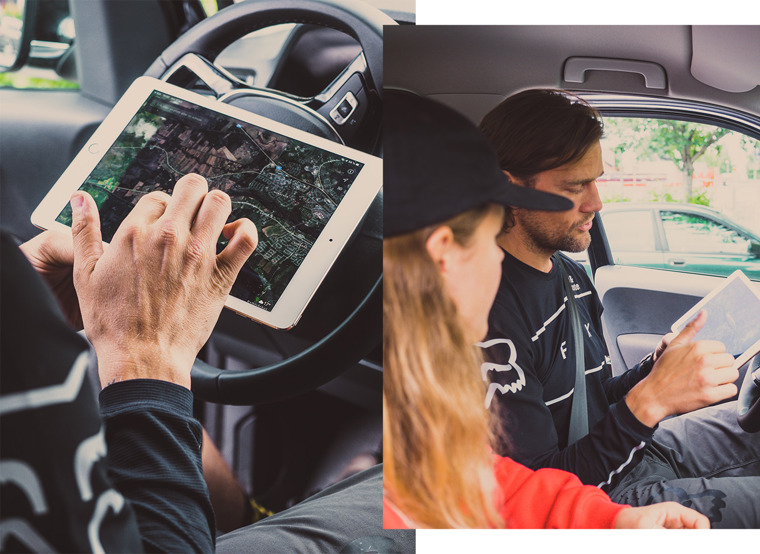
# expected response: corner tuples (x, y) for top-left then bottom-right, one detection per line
(554, 254), (588, 445)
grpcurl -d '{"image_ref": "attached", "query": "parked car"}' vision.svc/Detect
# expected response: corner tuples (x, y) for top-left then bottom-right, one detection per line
(600, 202), (760, 280)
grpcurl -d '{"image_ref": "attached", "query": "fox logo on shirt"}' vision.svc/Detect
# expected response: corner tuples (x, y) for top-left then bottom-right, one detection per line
(478, 338), (527, 409)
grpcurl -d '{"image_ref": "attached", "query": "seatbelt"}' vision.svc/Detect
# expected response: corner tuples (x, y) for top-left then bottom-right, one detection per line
(554, 254), (589, 445)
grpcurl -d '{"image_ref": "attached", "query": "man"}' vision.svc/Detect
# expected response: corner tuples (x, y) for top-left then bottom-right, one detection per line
(478, 89), (760, 528)
(1, 174), (413, 552)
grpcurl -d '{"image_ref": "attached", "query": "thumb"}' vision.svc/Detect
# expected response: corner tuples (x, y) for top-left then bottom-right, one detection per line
(70, 192), (104, 279)
(669, 310), (707, 348)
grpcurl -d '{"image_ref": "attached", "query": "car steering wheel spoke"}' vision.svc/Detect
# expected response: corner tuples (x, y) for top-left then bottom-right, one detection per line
(160, 52), (241, 98)
(307, 53), (379, 146)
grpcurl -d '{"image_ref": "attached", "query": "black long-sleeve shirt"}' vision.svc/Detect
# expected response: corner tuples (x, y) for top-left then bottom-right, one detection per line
(1, 230), (214, 553)
(482, 250), (656, 489)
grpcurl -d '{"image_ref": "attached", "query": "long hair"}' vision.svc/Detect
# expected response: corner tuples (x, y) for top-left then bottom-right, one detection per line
(383, 205), (504, 529)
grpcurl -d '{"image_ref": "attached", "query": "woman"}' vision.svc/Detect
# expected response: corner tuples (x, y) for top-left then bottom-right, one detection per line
(381, 89), (709, 530)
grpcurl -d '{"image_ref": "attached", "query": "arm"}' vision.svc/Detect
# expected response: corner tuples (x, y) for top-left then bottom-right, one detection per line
(485, 305), (654, 488)
(69, 174), (257, 550)
(99, 380), (214, 553)
(494, 456), (708, 529)
(494, 456), (624, 528)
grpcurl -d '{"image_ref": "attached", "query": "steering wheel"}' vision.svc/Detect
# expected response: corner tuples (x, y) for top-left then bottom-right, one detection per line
(143, 0), (393, 404)
(738, 353), (760, 433)
(145, 0), (392, 153)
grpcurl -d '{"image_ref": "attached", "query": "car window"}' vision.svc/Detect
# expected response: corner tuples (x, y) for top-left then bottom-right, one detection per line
(0, 0), (78, 89)
(602, 210), (656, 252)
(661, 211), (753, 255)
(598, 116), (760, 281)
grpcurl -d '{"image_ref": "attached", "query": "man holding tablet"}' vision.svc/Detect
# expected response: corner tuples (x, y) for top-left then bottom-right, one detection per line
(1, 174), (410, 551)
(477, 88), (760, 528)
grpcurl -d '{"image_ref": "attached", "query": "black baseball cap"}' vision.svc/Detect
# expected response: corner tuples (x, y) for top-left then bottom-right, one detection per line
(384, 89), (573, 237)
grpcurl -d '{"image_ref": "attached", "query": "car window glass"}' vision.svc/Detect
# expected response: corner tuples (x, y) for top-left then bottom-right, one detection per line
(599, 116), (760, 280)
(602, 210), (656, 252)
(661, 211), (752, 255)
(0, 0), (77, 89)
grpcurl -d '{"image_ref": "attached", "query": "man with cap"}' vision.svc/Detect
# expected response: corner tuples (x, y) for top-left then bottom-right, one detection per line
(477, 88), (760, 528)
(382, 88), (709, 529)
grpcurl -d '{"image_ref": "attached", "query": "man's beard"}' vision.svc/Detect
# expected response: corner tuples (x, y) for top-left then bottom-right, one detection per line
(518, 211), (593, 255)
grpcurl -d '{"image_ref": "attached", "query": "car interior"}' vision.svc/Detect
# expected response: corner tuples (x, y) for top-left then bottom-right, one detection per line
(0, 0), (414, 519)
(385, 24), (760, 429)
(3, 3), (760, 542)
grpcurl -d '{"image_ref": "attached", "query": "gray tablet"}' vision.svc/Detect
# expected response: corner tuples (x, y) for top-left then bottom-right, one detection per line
(32, 77), (382, 329)
(672, 270), (760, 370)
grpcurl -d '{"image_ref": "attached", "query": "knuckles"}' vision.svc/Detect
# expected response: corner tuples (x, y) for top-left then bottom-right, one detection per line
(205, 189), (232, 213)
(157, 219), (182, 247)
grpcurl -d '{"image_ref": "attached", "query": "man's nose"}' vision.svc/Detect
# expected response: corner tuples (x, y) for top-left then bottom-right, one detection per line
(581, 181), (603, 213)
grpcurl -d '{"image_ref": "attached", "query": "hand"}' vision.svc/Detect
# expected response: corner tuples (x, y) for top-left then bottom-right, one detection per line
(625, 311), (738, 427)
(71, 173), (258, 389)
(615, 502), (710, 529)
(19, 230), (82, 329)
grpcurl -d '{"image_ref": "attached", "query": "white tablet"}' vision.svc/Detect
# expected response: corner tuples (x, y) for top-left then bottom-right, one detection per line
(32, 77), (382, 330)
(671, 270), (760, 370)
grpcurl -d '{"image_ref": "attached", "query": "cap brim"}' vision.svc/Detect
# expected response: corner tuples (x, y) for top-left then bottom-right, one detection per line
(495, 177), (574, 211)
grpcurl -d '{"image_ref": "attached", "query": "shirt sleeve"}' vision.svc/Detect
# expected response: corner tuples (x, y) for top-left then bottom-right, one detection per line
(603, 353), (656, 403)
(100, 379), (216, 554)
(494, 455), (627, 528)
(486, 296), (656, 489)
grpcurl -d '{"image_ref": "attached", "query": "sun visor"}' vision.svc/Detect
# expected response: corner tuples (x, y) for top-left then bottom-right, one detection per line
(691, 26), (760, 93)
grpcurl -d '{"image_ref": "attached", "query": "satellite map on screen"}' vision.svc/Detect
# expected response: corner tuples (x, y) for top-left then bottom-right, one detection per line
(56, 91), (365, 311)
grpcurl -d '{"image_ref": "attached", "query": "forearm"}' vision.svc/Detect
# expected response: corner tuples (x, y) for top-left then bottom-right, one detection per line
(495, 456), (627, 529)
(100, 380), (215, 553)
(602, 353), (655, 403)
(529, 401), (654, 488)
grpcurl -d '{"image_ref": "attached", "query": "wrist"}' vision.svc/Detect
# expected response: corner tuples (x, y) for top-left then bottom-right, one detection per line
(95, 344), (192, 390)
(625, 381), (664, 428)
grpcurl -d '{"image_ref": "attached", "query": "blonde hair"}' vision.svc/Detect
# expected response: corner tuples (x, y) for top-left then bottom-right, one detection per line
(383, 205), (504, 528)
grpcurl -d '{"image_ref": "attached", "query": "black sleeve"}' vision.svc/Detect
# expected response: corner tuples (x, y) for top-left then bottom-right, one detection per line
(1, 231), (214, 553)
(603, 353), (656, 404)
(100, 380), (216, 554)
(485, 294), (656, 489)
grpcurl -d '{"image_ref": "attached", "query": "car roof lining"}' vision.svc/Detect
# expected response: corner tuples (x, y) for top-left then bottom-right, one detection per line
(384, 25), (760, 124)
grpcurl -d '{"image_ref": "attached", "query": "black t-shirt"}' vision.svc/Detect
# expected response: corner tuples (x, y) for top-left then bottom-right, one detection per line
(483, 249), (656, 488)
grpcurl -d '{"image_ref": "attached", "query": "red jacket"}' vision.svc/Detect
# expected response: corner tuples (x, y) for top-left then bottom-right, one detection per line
(384, 455), (626, 529)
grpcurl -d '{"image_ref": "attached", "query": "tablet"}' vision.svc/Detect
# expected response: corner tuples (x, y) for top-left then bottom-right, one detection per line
(32, 77), (382, 330)
(671, 270), (760, 370)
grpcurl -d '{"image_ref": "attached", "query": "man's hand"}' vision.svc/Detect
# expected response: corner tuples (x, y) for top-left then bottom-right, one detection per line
(653, 330), (676, 362)
(71, 174), (258, 389)
(19, 230), (82, 329)
(625, 311), (738, 428)
(615, 502), (710, 529)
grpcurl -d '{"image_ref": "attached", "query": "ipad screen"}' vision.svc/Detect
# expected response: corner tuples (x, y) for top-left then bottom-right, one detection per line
(54, 90), (365, 313)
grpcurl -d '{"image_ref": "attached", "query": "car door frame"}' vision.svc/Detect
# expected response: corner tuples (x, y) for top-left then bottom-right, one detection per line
(584, 95), (760, 379)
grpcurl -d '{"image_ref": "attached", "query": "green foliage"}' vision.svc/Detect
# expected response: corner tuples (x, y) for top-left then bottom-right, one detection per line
(0, 72), (78, 89)
(648, 190), (712, 207)
(601, 194), (632, 204)
(199, 0), (219, 16)
(605, 118), (730, 172)
(688, 191), (711, 206)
